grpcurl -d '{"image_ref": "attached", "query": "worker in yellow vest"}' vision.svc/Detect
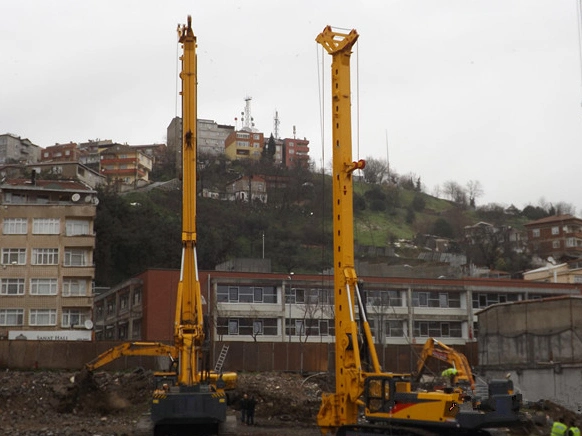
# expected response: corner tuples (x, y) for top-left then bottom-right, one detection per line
(441, 367), (458, 386)
(551, 417), (568, 436)
(568, 419), (580, 436)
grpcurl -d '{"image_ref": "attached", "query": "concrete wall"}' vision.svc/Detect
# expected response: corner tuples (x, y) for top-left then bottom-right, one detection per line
(482, 366), (582, 413)
(478, 296), (582, 412)
(478, 297), (582, 366)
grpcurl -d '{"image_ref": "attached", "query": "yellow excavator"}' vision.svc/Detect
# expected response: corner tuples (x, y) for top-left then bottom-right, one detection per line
(414, 338), (476, 393)
(83, 17), (236, 436)
(315, 25), (522, 436)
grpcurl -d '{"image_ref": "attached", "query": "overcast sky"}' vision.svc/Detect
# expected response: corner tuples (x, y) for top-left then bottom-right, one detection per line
(2, 1), (581, 213)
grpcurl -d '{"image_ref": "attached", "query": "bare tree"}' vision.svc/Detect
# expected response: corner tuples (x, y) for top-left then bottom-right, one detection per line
(442, 180), (467, 206)
(554, 202), (576, 216)
(466, 180), (484, 207)
(362, 157), (389, 184)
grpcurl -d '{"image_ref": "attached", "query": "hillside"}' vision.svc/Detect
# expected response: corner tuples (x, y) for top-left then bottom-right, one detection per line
(93, 158), (541, 287)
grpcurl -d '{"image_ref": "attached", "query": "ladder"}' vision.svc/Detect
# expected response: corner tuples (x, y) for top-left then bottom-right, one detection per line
(214, 344), (229, 373)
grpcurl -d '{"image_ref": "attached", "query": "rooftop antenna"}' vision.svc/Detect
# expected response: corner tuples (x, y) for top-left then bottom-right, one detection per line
(243, 96), (254, 130)
(293, 125), (296, 139)
(385, 129), (391, 183)
(273, 110), (280, 139)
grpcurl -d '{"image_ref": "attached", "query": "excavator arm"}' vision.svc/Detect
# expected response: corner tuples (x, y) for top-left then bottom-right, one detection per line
(85, 342), (178, 372)
(415, 338), (476, 392)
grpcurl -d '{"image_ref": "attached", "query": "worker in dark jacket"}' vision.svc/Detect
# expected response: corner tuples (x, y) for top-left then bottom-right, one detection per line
(246, 395), (257, 425)
(240, 394), (248, 423)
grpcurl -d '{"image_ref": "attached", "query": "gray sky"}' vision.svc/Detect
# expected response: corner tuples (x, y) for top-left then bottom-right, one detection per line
(2, 1), (582, 213)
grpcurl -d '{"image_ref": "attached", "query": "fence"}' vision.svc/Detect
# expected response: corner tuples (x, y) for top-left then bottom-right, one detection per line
(0, 340), (478, 374)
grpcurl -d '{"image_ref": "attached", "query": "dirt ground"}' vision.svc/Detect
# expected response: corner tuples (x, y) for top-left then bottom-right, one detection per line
(0, 368), (578, 436)
(0, 368), (323, 436)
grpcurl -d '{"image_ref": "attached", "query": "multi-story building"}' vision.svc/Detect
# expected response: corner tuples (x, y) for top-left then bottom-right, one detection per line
(78, 139), (114, 172)
(225, 175), (267, 203)
(283, 137), (310, 168)
(95, 269), (580, 345)
(99, 143), (153, 188)
(525, 214), (582, 261)
(0, 133), (41, 164)
(40, 142), (80, 162)
(224, 130), (264, 161)
(27, 162), (105, 189)
(0, 178), (97, 341)
(523, 259), (582, 284)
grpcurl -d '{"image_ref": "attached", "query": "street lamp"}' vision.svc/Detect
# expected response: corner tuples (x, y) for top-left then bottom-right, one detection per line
(288, 272), (294, 343)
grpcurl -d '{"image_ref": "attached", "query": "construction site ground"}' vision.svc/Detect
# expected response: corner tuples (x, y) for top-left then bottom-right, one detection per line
(0, 368), (578, 436)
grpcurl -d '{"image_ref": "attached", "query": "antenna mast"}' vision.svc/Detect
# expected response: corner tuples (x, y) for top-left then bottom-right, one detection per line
(242, 96), (254, 129)
(273, 110), (281, 139)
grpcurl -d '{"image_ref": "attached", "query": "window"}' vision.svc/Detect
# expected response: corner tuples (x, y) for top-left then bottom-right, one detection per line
(217, 317), (278, 336)
(106, 299), (116, 316)
(532, 228), (540, 238)
(552, 240), (561, 249)
(386, 320), (404, 337)
(61, 309), (87, 327)
(65, 219), (90, 236)
(3, 218), (27, 234)
(0, 309), (24, 326)
(217, 285), (277, 303)
(30, 278), (58, 295)
(551, 226), (559, 235)
(367, 290), (401, 307)
(32, 218), (60, 234)
(1, 278), (25, 295)
(64, 248), (88, 266)
(118, 322), (128, 339)
(29, 309), (57, 326)
(120, 293), (129, 312)
(133, 288), (142, 305)
(32, 248), (59, 265)
(132, 319), (141, 338)
(2, 248), (26, 265)
(413, 291), (457, 308)
(414, 321), (462, 338)
(62, 278), (87, 296)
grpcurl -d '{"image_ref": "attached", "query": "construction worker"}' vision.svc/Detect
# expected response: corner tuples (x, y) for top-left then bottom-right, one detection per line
(551, 417), (568, 436)
(441, 367), (458, 386)
(568, 419), (580, 436)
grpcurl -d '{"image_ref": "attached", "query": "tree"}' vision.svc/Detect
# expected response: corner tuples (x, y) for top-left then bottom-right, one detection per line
(442, 180), (467, 207)
(362, 157), (389, 184)
(262, 134), (276, 163)
(554, 202), (576, 216)
(466, 180), (484, 208)
(431, 218), (454, 238)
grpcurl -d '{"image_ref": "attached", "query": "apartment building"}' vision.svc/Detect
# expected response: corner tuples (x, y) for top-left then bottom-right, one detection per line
(40, 142), (80, 162)
(0, 133), (41, 164)
(224, 130), (265, 161)
(283, 137), (310, 169)
(525, 214), (582, 261)
(99, 143), (153, 187)
(0, 178), (97, 341)
(95, 269), (580, 346)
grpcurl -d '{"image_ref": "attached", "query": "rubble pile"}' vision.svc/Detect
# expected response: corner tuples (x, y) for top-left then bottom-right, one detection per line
(0, 368), (575, 436)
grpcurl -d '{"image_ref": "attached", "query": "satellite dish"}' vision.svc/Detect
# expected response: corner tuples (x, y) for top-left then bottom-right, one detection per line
(92, 197), (100, 205)
(84, 195), (92, 203)
(84, 320), (94, 330)
(71, 193), (81, 202)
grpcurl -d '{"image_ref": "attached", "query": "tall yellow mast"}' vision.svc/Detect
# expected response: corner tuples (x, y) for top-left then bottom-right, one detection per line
(316, 26), (380, 434)
(175, 15), (204, 386)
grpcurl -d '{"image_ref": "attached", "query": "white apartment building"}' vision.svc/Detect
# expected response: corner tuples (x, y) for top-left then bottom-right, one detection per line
(0, 178), (97, 341)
